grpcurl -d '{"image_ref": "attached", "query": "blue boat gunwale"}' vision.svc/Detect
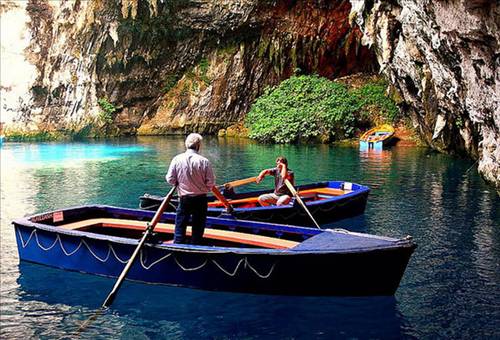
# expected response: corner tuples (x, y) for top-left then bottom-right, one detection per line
(13, 205), (414, 255)
(212, 180), (370, 212)
(143, 180), (370, 212)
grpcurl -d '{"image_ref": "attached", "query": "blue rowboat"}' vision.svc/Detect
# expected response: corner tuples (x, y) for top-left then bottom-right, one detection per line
(13, 205), (416, 296)
(139, 181), (370, 226)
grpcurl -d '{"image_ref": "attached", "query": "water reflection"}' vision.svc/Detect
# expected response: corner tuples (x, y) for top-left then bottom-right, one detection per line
(14, 263), (411, 339)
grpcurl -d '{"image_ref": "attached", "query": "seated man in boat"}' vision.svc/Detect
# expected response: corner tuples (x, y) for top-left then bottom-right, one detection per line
(166, 133), (216, 244)
(256, 156), (295, 206)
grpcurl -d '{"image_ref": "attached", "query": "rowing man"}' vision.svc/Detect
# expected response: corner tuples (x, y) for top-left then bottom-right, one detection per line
(166, 133), (216, 244)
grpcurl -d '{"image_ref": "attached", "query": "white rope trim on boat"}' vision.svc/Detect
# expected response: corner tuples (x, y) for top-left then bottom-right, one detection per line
(109, 244), (130, 264)
(174, 257), (208, 271)
(35, 233), (60, 251)
(81, 239), (111, 262)
(18, 229), (36, 248)
(244, 258), (276, 279)
(140, 251), (172, 270)
(212, 258), (246, 276)
(59, 236), (83, 256)
(16, 228), (277, 279)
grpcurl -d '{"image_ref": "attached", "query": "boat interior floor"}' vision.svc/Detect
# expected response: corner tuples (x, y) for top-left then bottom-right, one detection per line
(59, 218), (299, 249)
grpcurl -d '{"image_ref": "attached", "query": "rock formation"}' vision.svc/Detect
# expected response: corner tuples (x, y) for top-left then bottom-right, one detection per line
(349, 0), (499, 189)
(1, 0), (374, 136)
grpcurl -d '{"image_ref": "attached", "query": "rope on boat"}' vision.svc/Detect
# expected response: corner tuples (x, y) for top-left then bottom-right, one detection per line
(212, 258), (246, 276)
(35, 230), (59, 251)
(245, 258), (276, 279)
(16, 228), (277, 279)
(174, 257), (208, 272)
(80, 239), (112, 262)
(140, 250), (172, 270)
(109, 243), (130, 264)
(59, 237), (84, 256)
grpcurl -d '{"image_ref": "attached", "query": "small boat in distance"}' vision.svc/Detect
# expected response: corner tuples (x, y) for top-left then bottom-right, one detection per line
(0, 122), (4, 146)
(13, 205), (416, 296)
(360, 124), (395, 150)
(140, 181), (370, 226)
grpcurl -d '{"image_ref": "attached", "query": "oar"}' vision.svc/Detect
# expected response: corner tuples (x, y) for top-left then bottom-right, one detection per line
(215, 176), (257, 198)
(283, 179), (321, 229)
(77, 186), (177, 334)
(103, 185), (177, 307)
(211, 186), (234, 213)
(223, 176), (257, 188)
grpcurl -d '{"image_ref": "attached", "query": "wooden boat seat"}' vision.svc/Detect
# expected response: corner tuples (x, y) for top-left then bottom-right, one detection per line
(208, 197), (260, 207)
(59, 218), (298, 249)
(207, 187), (351, 208)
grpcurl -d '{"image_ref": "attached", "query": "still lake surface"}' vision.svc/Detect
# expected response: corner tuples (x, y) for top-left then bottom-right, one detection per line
(1, 136), (498, 339)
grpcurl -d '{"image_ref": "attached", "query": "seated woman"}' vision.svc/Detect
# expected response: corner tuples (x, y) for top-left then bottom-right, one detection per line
(256, 156), (295, 206)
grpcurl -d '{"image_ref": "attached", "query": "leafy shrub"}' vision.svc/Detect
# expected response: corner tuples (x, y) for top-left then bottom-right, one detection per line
(97, 98), (116, 125)
(353, 80), (399, 121)
(245, 75), (361, 143)
(245, 75), (399, 143)
(161, 74), (180, 93)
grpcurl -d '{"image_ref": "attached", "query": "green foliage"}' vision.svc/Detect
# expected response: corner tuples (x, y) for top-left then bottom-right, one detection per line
(246, 75), (359, 143)
(198, 58), (210, 84)
(185, 58), (211, 86)
(31, 86), (48, 102)
(245, 75), (399, 143)
(353, 80), (399, 121)
(218, 44), (238, 57)
(6, 131), (63, 142)
(51, 86), (62, 98)
(199, 58), (209, 75)
(97, 98), (116, 125)
(162, 74), (180, 93)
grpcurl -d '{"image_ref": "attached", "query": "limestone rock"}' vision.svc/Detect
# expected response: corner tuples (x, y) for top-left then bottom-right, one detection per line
(350, 0), (499, 190)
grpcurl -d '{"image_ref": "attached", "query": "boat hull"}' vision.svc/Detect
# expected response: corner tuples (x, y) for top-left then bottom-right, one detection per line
(13, 205), (415, 296)
(14, 223), (414, 296)
(140, 181), (370, 227)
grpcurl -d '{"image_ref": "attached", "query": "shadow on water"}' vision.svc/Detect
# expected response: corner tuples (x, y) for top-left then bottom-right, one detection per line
(16, 262), (414, 339)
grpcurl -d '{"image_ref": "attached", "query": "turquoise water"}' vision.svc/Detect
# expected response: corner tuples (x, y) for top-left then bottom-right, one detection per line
(1, 137), (499, 339)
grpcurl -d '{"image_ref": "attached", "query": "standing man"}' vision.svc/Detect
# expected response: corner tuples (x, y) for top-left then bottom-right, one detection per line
(166, 133), (215, 244)
(256, 156), (295, 206)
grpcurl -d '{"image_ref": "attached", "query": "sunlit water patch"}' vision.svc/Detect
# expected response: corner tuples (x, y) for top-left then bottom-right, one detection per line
(1, 142), (150, 168)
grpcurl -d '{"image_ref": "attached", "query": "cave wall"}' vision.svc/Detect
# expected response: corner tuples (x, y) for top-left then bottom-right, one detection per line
(1, 0), (374, 136)
(349, 0), (499, 189)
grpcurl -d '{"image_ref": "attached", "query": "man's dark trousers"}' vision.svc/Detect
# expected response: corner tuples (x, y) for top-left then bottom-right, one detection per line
(174, 195), (208, 244)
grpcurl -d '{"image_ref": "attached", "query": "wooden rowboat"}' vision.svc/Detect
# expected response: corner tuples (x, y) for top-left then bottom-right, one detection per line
(360, 124), (395, 150)
(13, 205), (416, 296)
(139, 181), (369, 226)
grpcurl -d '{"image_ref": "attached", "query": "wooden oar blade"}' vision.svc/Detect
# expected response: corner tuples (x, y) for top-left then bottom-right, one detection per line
(224, 176), (257, 188)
